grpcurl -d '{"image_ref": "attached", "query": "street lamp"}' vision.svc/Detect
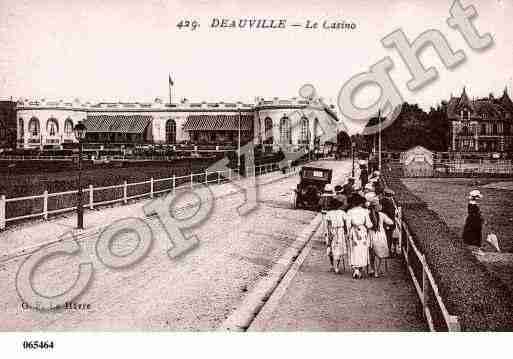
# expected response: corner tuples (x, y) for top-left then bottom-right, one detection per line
(351, 136), (356, 177)
(73, 122), (87, 230)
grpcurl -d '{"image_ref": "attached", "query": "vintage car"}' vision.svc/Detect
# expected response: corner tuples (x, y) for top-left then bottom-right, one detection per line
(293, 166), (333, 210)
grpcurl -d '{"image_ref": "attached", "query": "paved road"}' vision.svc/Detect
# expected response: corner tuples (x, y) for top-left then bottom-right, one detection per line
(0, 160), (352, 330)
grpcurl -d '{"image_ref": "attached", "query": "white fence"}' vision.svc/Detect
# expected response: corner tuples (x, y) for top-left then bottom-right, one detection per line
(435, 161), (513, 175)
(395, 207), (461, 332)
(0, 162), (294, 229)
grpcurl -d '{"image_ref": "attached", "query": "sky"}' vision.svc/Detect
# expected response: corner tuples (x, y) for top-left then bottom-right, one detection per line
(0, 0), (512, 111)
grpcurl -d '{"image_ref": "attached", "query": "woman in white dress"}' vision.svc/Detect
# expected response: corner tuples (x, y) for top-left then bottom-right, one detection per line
(346, 194), (373, 279)
(326, 205), (349, 273)
(368, 198), (394, 277)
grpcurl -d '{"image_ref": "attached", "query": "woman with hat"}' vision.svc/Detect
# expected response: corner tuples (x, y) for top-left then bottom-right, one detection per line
(325, 201), (349, 274)
(368, 197), (394, 277)
(462, 189), (484, 250)
(346, 193), (373, 279)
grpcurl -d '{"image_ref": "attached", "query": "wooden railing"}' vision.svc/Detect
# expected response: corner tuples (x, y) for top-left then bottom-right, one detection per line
(0, 162), (298, 230)
(395, 206), (461, 332)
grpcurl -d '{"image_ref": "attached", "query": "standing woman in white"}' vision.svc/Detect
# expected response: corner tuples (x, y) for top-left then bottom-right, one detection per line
(346, 194), (373, 279)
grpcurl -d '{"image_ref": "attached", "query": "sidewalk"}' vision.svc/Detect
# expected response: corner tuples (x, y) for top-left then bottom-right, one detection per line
(249, 224), (428, 331)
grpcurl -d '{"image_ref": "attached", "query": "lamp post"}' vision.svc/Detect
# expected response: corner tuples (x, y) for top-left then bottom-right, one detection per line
(351, 136), (356, 177)
(73, 122), (87, 230)
(378, 108), (382, 172)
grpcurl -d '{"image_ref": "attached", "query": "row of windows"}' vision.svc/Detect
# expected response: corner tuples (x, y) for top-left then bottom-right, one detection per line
(18, 117), (319, 145)
(20, 118), (75, 137)
(459, 123), (510, 136)
(264, 116), (317, 145)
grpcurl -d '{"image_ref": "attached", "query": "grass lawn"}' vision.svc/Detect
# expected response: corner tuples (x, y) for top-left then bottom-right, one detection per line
(402, 177), (513, 293)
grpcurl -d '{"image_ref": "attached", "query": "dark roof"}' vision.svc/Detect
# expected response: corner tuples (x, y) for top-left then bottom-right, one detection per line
(84, 114), (151, 133)
(447, 87), (513, 121)
(183, 114), (253, 131)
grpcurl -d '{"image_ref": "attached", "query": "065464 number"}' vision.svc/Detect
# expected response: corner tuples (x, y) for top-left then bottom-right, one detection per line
(22, 340), (54, 350)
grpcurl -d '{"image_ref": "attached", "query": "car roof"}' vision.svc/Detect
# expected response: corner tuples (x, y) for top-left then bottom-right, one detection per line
(302, 166), (332, 172)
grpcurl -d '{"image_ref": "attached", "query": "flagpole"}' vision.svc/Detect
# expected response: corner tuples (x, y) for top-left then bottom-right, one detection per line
(168, 74), (173, 105)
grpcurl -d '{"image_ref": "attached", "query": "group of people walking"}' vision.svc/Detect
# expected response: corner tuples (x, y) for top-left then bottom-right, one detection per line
(322, 163), (400, 279)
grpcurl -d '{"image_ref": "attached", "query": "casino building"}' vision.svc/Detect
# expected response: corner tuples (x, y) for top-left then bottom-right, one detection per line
(14, 95), (340, 152)
(448, 87), (513, 153)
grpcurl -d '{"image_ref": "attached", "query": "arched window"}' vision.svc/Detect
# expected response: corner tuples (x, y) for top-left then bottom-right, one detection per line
(166, 119), (176, 143)
(492, 123), (498, 135)
(280, 117), (291, 145)
(481, 124), (486, 135)
(264, 117), (273, 144)
(28, 117), (40, 136)
(300, 117), (310, 144)
(47, 118), (59, 136)
(18, 118), (24, 137)
(64, 119), (73, 136)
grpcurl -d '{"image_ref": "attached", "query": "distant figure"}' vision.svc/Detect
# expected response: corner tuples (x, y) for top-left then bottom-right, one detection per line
(334, 185), (348, 210)
(360, 164), (369, 191)
(369, 170), (385, 195)
(380, 188), (398, 255)
(462, 190), (483, 250)
(343, 177), (356, 198)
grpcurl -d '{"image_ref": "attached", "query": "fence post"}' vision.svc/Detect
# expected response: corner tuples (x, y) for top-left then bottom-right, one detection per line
(217, 171), (221, 184)
(447, 315), (461, 332)
(205, 169), (208, 185)
(173, 174), (176, 195)
(421, 254), (428, 310)
(405, 225), (410, 266)
(397, 207), (403, 251)
(89, 185), (94, 209)
(0, 195), (5, 230)
(228, 168), (231, 181)
(43, 190), (48, 220)
(150, 177), (154, 198)
(123, 181), (128, 204)
(191, 173), (194, 189)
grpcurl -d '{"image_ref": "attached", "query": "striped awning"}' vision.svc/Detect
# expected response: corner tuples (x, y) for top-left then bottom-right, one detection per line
(183, 114), (253, 131)
(84, 115), (151, 134)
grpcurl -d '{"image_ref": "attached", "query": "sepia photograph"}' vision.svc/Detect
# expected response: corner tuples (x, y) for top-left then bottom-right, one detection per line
(0, 0), (512, 356)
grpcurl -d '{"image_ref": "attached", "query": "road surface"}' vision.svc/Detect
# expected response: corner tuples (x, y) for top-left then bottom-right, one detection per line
(0, 160), (352, 330)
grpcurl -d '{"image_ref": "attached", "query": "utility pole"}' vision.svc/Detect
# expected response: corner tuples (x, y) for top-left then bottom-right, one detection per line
(351, 136), (355, 177)
(378, 108), (382, 172)
(238, 110), (241, 173)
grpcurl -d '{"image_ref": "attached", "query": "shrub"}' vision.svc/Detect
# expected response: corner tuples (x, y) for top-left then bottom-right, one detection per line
(385, 169), (513, 331)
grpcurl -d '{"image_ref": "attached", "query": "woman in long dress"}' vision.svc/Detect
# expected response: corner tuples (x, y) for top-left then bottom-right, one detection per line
(463, 190), (483, 251)
(346, 194), (373, 279)
(326, 205), (349, 273)
(368, 198), (394, 277)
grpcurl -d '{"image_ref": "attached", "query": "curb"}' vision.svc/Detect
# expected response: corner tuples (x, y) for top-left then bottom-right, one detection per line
(218, 212), (323, 331)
